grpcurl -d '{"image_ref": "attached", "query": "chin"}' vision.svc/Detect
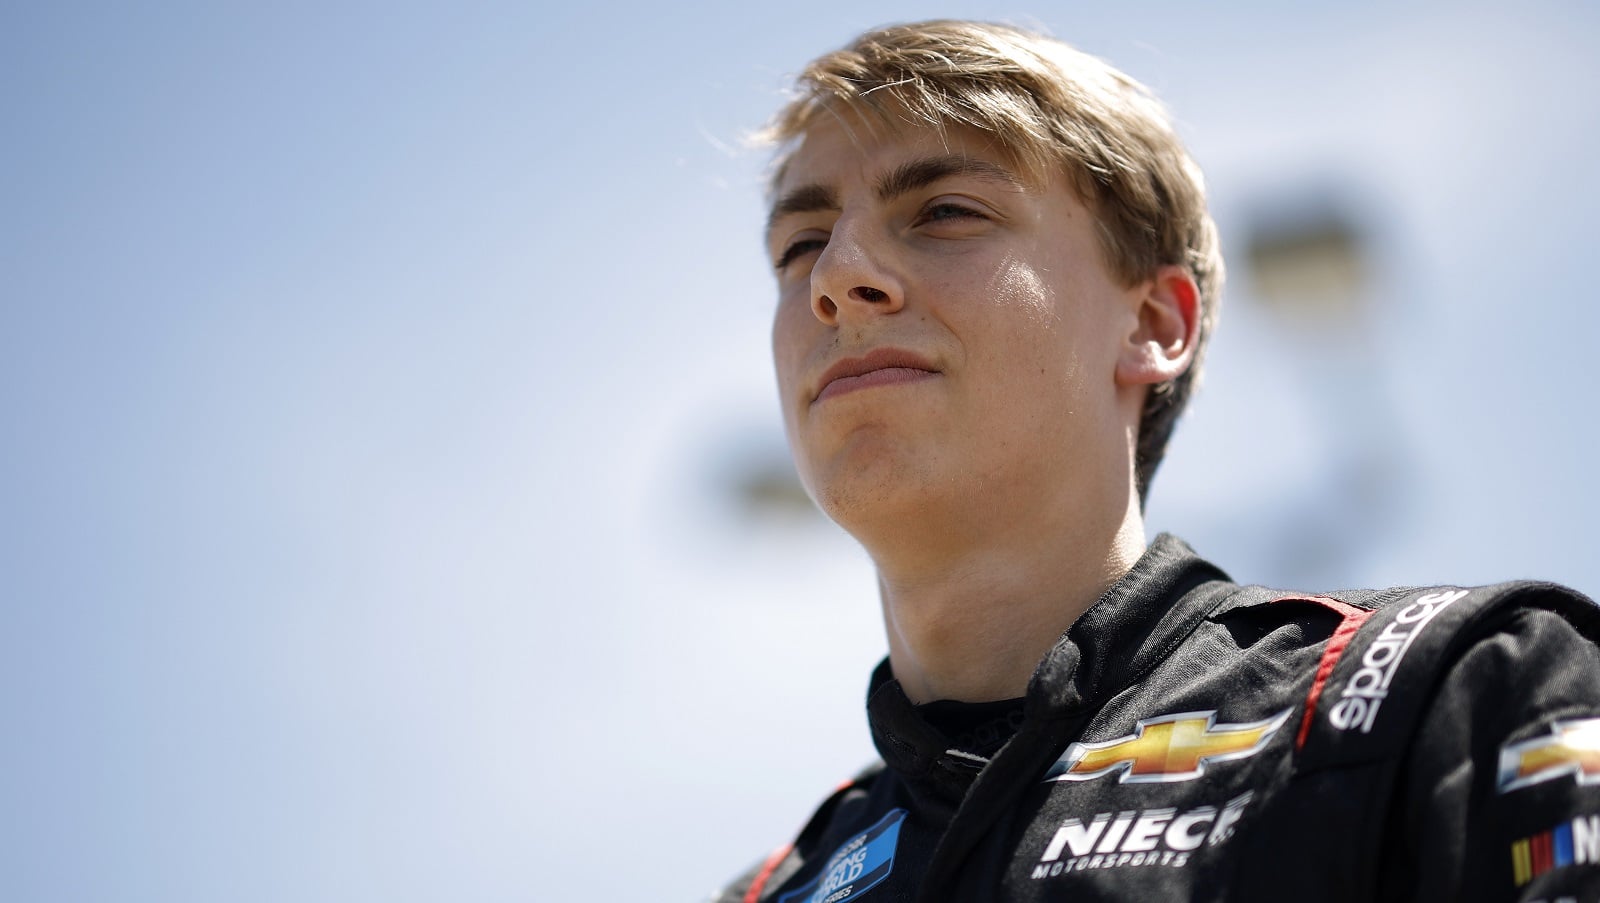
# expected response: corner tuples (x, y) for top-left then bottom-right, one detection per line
(797, 420), (959, 525)
(806, 457), (945, 536)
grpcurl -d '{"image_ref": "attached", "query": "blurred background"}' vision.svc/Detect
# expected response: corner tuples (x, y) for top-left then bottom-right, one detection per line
(3, 1), (1597, 899)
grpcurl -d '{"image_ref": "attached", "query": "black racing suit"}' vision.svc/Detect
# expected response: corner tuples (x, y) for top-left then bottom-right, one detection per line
(714, 534), (1600, 902)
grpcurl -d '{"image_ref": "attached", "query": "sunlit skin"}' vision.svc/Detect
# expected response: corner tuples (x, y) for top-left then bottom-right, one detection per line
(768, 113), (1200, 703)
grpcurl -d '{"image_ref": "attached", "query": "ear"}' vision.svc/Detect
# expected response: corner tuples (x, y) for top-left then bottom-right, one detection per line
(1115, 264), (1201, 388)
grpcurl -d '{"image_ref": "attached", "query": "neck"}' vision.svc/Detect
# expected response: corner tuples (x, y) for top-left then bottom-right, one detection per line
(867, 485), (1147, 704)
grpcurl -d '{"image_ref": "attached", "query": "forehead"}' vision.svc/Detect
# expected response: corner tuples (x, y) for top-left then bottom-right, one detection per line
(772, 113), (1034, 197)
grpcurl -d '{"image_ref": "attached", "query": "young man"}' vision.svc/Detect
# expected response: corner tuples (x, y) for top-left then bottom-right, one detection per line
(717, 20), (1600, 903)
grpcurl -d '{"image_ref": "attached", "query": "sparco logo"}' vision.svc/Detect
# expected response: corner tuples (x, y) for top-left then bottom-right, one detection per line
(1327, 589), (1468, 733)
(1030, 792), (1253, 879)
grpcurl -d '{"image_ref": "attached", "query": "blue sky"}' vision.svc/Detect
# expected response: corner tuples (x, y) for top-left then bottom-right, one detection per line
(4, 2), (1598, 899)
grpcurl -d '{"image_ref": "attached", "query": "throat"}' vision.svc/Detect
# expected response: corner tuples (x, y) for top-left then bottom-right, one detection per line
(876, 528), (1146, 704)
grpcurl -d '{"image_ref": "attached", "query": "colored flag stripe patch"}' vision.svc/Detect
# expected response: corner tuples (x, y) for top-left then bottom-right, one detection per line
(1512, 822), (1576, 886)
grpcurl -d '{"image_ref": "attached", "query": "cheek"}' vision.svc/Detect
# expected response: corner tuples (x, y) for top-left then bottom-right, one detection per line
(980, 258), (1062, 370)
(770, 294), (812, 397)
(966, 258), (1101, 423)
(987, 257), (1055, 326)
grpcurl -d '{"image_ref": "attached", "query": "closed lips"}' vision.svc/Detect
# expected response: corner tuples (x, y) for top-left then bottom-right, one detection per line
(815, 349), (939, 403)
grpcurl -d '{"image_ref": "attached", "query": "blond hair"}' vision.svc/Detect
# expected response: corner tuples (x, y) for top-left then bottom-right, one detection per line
(761, 20), (1223, 502)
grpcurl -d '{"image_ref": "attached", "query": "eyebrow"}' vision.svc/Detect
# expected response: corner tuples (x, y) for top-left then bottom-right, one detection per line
(877, 155), (1024, 202)
(766, 184), (838, 230)
(766, 154), (1025, 232)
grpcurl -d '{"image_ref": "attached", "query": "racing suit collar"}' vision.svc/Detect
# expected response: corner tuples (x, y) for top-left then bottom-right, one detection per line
(865, 533), (1231, 805)
(1028, 533), (1232, 716)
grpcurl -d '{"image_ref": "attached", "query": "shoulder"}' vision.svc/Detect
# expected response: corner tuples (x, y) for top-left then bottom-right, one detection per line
(1205, 578), (1599, 679)
(1364, 582), (1600, 899)
(1352, 580), (1600, 721)
(1270, 580), (1598, 749)
(1213, 579), (1600, 900)
(1404, 583), (1600, 764)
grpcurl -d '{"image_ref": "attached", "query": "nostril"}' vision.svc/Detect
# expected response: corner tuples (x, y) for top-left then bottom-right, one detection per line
(854, 286), (889, 303)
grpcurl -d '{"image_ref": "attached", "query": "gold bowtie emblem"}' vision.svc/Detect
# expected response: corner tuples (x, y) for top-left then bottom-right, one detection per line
(1498, 718), (1600, 793)
(1047, 709), (1292, 784)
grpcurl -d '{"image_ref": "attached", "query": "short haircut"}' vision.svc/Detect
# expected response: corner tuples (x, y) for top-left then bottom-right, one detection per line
(760, 20), (1224, 503)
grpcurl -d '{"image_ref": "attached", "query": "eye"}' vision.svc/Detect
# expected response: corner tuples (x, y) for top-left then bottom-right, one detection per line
(775, 237), (828, 270)
(918, 201), (988, 224)
(908, 199), (992, 232)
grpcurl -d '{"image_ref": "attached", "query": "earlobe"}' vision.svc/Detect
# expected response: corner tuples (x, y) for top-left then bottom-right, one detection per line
(1115, 265), (1201, 387)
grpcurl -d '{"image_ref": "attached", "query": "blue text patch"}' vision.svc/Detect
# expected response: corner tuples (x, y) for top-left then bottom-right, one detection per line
(779, 809), (906, 903)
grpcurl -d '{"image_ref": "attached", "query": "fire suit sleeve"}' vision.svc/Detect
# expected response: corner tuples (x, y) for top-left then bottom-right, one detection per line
(1378, 605), (1600, 902)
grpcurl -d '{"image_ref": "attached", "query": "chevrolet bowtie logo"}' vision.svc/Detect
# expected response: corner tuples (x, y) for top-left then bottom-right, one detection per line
(1046, 709), (1292, 784)
(1498, 718), (1600, 793)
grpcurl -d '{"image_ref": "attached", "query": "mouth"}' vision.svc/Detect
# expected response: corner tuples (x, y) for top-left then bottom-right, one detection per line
(814, 347), (940, 404)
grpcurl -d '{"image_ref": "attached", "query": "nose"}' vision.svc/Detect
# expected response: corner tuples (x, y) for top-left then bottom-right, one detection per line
(809, 224), (905, 325)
